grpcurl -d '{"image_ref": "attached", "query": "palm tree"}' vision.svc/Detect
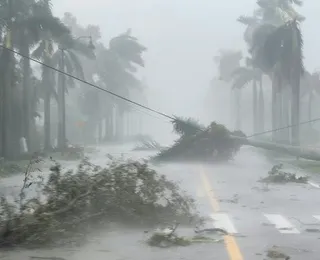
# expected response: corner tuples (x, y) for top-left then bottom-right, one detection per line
(240, 0), (305, 144)
(213, 50), (243, 130)
(231, 62), (264, 134)
(262, 19), (304, 145)
(0, 0), (70, 157)
(50, 34), (95, 149)
(95, 29), (146, 141)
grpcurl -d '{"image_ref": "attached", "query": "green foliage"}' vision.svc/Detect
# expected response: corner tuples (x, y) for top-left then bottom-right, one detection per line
(153, 118), (246, 163)
(0, 158), (199, 247)
(171, 116), (204, 137)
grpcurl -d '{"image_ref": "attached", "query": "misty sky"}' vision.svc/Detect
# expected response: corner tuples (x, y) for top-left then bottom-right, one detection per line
(53, 0), (320, 138)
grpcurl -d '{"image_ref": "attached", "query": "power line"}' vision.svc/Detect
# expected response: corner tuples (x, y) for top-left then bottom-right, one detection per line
(1, 44), (320, 141)
(247, 117), (320, 139)
(0, 44), (175, 121)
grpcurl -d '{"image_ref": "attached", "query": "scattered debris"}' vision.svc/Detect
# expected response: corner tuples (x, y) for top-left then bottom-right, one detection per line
(305, 228), (320, 233)
(0, 158), (201, 248)
(194, 227), (228, 235)
(260, 164), (309, 184)
(133, 139), (164, 151)
(147, 223), (224, 248)
(220, 194), (239, 204)
(266, 247), (290, 259)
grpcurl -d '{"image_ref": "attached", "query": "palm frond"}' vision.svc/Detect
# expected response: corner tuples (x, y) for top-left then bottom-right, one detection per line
(109, 33), (147, 67)
(32, 41), (46, 59)
(237, 15), (259, 26)
(232, 73), (254, 89)
(67, 50), (85, 79)
(17, 16), (70, 44)
(171, 116), (204, 137)
(50, 50), (61, 67)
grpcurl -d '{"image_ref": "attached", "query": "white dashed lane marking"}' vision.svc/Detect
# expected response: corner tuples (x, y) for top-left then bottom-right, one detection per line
(263, 214), (300, 234)
(210, 213), (238, 234)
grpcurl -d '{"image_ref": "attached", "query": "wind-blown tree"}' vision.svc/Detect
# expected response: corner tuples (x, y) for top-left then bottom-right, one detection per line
(61, 13), (147, 144)
(300, 71), (320, 126)
(49, 34), (95, 149)
(213, 49), (243, 130)
(94, 29), (147, 142)
(237, 17), (266, 133)
(0, 0), (69, 158)
(239, 0), (305, 144)
(231, 60), (264, 134)
(262, 19), (304, 145)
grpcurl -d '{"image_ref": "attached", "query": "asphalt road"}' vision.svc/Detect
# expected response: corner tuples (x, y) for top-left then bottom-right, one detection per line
(1, 144), (320, 260)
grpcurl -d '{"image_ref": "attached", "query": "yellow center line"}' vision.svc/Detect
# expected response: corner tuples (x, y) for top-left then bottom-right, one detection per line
(200, 168), (244, 260)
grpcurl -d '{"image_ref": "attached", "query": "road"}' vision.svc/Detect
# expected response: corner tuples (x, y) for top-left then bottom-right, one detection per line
(1, 144), (320, 259)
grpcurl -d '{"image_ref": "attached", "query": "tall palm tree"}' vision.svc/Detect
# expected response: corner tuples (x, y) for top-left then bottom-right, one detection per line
(0, 0), (70, 157)
(241, 0), (304, 144)
(213, 50), (243, 130)
(231, 63), (264, 134)
(50, 34), (95, 149)
(262, 19), (304, 145)
(95, 29), (146, 141)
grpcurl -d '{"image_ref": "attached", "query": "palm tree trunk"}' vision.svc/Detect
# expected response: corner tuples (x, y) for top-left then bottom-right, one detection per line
(1, 45), (14, 158)
(43, 59), (51, 151)
(291, 75), (301, 146)
(282, 86), (290, 143)
(271, 72), (278, 142)
(276, 89), (283, 142)
(258, 77), (264, 132)
(21, 44), (31, 153)
(235, 88), (241, 130)
(104, 112), (113, 141)
(308, 91), (313, 129)
(253, 79), (258, 134)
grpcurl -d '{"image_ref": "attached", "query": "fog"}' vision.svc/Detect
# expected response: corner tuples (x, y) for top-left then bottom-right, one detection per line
(51, 0), (320, 144)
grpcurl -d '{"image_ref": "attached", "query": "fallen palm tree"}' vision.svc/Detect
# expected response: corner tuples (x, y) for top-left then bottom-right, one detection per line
(152, 117), (245, 162)
(152, 117), (320, 163)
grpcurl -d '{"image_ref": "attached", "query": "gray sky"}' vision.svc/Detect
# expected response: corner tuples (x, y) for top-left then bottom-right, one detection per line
(53, 0), (320, 139)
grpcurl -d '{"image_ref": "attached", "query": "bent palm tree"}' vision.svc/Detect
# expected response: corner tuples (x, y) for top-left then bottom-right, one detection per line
(50, 34), (95, 149)
(232, 64), (264, 134)
(263, 19), (304, 145)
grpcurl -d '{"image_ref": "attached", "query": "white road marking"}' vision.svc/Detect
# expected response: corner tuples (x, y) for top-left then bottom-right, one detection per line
(263, 214), (300, 234)
(210, 213), (238, 234)
(313, 215), (320, 221)
(308, 181), (320, 189)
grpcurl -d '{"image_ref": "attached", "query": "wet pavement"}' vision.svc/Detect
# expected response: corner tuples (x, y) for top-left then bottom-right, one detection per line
(1, 144), (320, 259)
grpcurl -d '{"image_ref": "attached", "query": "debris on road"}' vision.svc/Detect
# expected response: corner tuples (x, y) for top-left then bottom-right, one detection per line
(152, 117), (245, 162)
(0, 157), (201, 248)
(259, 164), (309, 184)
(266, 247), (290, 259)
(305, 228), (320, 233)
(219, 194), (239, 204)
(147, 223), (224, 248)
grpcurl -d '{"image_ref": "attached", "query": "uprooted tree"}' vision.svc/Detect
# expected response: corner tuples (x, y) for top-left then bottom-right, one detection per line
(152, 117), (246, 162)
(0, 157), (201, 248)
(152, 117), (320, 163)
